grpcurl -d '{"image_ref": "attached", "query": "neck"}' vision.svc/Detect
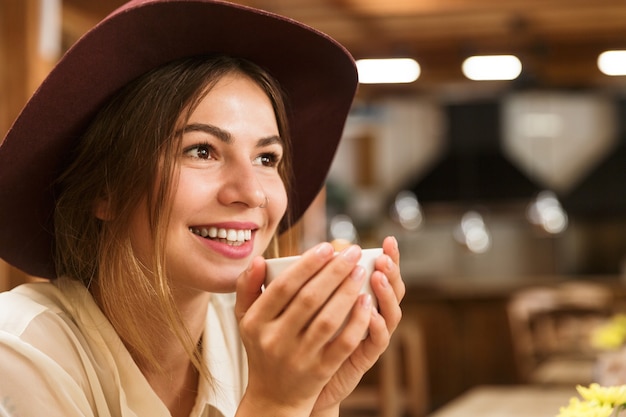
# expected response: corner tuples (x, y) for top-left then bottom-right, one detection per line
(143, 356), (200, 417)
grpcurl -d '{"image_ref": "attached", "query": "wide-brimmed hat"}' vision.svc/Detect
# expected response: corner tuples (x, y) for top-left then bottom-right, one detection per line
(0, 0), (358, 279)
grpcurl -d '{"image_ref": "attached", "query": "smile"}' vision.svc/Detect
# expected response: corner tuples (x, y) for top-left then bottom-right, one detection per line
(189, 226), (252, 246)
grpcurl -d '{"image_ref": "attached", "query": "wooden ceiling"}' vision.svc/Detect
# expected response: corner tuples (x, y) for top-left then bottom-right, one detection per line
(62, 0), (626, 95)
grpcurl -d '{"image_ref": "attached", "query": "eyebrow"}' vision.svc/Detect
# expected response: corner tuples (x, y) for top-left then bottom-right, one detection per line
(183, 123), (232, 144)
(182, 123), (283, 147)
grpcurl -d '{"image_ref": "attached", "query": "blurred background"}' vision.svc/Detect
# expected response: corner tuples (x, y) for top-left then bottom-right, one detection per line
(2, 1), (626, 415)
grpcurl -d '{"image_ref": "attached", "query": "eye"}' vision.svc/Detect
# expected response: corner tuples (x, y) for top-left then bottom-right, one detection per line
(183, 143), (215, 160)
(254, 152), (281, 168)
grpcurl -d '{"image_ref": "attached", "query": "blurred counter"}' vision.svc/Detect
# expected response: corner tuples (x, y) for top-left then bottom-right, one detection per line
(427, 385), (576, 417)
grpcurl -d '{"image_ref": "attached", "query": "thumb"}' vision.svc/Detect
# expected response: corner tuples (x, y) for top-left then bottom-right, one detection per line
(235, 256), (266, 321)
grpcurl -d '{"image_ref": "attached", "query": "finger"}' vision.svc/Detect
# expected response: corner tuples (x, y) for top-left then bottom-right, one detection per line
(364, 302), (391, 352)
(259, 242), (334, 320)
(376, 237), (405, 302)
(382, 236), (400, 265)
(370, 271), (402, 334)
(284, 245), (362, 334)
(303, 264), (367, 348)
(235, 256), (266, 322)
(320, 292), (374, 367)
(334, 300), (388, 377)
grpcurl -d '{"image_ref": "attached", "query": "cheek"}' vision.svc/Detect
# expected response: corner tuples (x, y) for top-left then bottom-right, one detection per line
(268, 179), (288, 224)
(171, 170), (214, 211)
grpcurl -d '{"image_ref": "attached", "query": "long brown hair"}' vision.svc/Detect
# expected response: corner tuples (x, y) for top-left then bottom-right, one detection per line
(53, 55), (293, 378)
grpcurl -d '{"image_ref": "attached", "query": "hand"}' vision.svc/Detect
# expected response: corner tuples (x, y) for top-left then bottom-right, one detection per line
(235, 242), (374, 417)
(311, 236), (405, 415)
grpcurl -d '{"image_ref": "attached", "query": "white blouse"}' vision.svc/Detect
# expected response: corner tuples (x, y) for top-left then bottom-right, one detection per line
(0, 279), (247, 417)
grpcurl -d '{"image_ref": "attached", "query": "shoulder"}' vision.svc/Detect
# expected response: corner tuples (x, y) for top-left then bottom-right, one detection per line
(0, 280), (109, 384)
(0, 280), (148, 415)
(0, 282), (100, 413)
(0, 282), (70, 335)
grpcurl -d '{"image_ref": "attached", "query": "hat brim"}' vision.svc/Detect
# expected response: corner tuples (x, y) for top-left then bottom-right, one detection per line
(0, 0), (357, 279)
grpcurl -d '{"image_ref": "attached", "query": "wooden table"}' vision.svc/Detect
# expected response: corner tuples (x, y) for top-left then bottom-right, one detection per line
(427, 385), (577, 417)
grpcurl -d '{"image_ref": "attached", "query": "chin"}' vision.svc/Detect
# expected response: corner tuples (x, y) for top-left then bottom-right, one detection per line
(196, 265), (245, 293)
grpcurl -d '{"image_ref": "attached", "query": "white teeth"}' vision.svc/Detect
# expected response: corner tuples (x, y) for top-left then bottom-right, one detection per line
(190, 226), (252, 243)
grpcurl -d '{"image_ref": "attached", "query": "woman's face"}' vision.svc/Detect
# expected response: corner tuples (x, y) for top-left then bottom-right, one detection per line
(129, 72), (288, 294)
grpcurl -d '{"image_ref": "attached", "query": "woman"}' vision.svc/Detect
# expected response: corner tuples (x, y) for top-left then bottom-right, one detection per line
(0, 1), (405, 417)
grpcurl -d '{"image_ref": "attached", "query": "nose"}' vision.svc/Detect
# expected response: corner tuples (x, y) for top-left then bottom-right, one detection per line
(217, 162), (267, 208)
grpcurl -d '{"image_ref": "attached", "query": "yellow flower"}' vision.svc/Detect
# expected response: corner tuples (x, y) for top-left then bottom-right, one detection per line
(577, 383), (626, 407)
(592, 315), (626, 350)
(556, 397), (614, 417)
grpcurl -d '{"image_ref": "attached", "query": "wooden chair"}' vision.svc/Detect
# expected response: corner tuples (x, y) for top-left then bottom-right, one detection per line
(340, 317), (429, 417)
(507, 282), (614, 385)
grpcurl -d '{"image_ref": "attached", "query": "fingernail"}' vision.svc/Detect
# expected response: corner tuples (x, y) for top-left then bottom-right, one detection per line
(316, 242), (333, 257)
(342, 245), (361, 262)
(361, 294), (372, 309)
(351, 265), (365, 282)
(386, 255), (394, 271)
(380, 274), (390, 288)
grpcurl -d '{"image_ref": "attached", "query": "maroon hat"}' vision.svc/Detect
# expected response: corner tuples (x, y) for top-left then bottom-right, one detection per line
(0, 0), (357, 279)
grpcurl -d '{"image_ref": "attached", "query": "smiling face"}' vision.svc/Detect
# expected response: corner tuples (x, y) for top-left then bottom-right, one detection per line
(128, 72), (288, 294)
(53, 56), (292, 375)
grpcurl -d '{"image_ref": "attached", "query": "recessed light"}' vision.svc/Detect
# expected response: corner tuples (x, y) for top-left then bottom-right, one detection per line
(356, 58), (420, 84)
(598, 50), (626, 76)
(462, 55), (522, 81)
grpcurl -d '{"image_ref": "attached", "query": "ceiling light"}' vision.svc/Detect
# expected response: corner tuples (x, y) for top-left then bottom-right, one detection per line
(356, 58), (420, 84)
(597, 50), (626, 76)
(462, 55), (522, 81)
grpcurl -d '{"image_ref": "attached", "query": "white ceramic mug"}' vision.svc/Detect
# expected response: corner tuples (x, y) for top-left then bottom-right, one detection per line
(265, 247), (383, 338)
